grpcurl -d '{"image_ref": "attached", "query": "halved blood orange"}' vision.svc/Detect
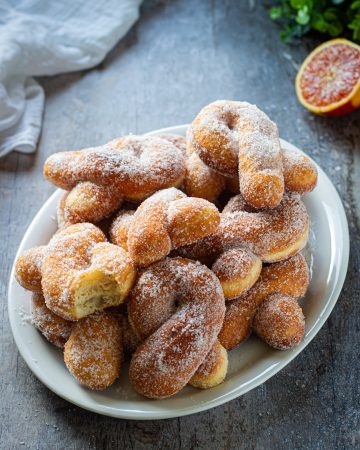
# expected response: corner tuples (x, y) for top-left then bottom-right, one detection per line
(296, 38), (360, 116)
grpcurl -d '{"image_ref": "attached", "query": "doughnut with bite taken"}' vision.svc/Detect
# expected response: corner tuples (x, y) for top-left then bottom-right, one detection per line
(15, 223), (137, 321)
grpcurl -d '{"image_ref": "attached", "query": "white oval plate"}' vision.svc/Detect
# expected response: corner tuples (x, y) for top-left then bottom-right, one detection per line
(8, 125), (349, 420)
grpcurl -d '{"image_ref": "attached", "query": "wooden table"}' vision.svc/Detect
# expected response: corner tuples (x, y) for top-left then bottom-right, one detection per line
(1, 1), (359, 448)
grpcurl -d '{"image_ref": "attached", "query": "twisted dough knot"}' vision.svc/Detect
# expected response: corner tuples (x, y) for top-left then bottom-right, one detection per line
(177, 192), (308, 301)
(163, 132), (317, 201)
(128, 257), (226, 399)
(188, 100), (284, 209)
(64, 312), (123, 390)
(121, 187), (220, 267)
(219, 253), (309, 350)
(31, 293), (73, 348)
(44, 135), (186, 201)
(57, 182), (124, 227)
(16, 223), (137, 321)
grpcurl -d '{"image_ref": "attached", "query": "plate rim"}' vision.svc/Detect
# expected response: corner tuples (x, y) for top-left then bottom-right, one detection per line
(8, 124), (350, 420)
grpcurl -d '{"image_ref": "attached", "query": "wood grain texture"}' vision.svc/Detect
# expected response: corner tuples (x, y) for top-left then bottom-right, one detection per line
(1, 0), (359, 448)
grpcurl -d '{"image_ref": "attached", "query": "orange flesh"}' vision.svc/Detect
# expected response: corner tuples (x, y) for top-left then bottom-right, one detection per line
(299, 44), (360, 107)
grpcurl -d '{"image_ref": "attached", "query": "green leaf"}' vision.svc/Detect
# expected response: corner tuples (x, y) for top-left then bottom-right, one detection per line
(323, 9), (338, 21)
(291, 0), (312, 10)
(327, 21), (344, 35)
(296, 6), (310, 24)
(268, 0), (360, 44)
(270, 7), (283, 20)
(350, 1), (360, 10)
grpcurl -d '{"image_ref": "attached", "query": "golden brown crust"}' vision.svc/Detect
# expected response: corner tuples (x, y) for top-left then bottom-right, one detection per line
(117, 314), (142, 356)
(64, 312), (122, 390)
(218, 298), (255, 350)
(219, 253), (309, 350)
(189, 340), (228, 389)
(44, 135), (186, 201)
(158, 134), (187, 156)
(57, 191), (71, 229)
(127, 188), (220, 267)
(41, 223), (136, 320)
(109, 209), (135, 251)
(225, 147), (318, 196)
(60, 182), (123, 225)
(282, 148), (318, 194)
(128, 257), (225, 399)
(212, 248), (262, 300)
(253, 293), (305, 350)
(31, 293), (73, 348)
(188, 100), (284, 209)
(15, 246), (46, 292)
(177, 193), (308, 265)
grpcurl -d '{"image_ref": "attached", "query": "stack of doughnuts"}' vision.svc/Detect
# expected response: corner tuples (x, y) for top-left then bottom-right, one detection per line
(15, 100), (317, 399)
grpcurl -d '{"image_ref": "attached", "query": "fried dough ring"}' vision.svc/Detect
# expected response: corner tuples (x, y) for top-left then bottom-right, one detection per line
(64, 312), (122, 390)
(128, 257), (225, 398)
(219, 253), (309, 350)
(253, 293), (305, 350)
(127, 188), (220, 267)
(189, 340), (228, 389)
(44, 135), (186, 202)
(161, 133), (317, 201)
(188, 100), (284, 209)
(109, 209), (135, 251)
(177, 193), (308, 265)
(15, 245), (46, 293)
(282, 147), (318, 194)
(31, 293), (73, 348)
(57, 182), (123, 226)
(40, 223), (136, 320)
(224, 147), (317, 195)
(159, 134), (226, 202)
(212, 247), (262, 300)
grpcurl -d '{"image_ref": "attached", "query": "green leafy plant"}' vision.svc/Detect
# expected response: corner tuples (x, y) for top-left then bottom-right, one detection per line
(269, 0), (360, 43)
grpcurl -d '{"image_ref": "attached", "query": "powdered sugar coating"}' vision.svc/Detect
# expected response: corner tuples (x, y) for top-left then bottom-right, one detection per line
(219, 253), (309, 350)
(41, 223), (136, 320)
(64, 312), (122, 389)
(128, 257), (225, 399)
(15, 246), (47, 292)
(44, 135), (186, 200)
(127, 188), (220, 267)
(58, 182), (124, 226)
(177, 193), (308, 264)
(158, 134), (187, 157)
(253, 293), (305, 350)
(109, 209), (135, 251)
(31, 293), (72, 348)
(188, 100), (284, 208)
(282, 147), (318, 194)
(41, 223), (106, 319)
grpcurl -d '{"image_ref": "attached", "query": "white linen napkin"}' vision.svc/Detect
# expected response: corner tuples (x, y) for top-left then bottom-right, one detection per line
(0, 0), (142, 158)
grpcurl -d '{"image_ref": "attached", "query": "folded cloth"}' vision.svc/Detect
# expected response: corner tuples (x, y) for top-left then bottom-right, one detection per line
(0, 0), (142, 158)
